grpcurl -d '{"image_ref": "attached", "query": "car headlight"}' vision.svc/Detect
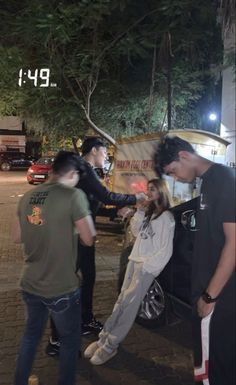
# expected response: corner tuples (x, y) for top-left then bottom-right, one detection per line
(27, 168), (34, 174)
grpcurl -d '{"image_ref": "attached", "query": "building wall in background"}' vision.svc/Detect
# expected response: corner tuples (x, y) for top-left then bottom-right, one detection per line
(0, 116), (25, 152)
(220, 22), (236, 167)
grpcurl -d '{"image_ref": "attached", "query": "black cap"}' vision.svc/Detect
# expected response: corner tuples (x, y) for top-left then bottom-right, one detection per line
(81, 137), (106, 156)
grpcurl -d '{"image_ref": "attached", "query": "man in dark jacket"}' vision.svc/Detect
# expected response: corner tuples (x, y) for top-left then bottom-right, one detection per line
(47, 137), (146, 356)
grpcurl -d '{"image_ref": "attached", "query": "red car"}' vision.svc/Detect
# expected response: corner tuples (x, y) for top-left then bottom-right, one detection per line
(27, 156), (54, 184)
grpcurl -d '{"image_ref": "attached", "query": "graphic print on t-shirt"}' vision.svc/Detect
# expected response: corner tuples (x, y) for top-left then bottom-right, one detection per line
(27, 206), (44, 226)
(200, 193), (208, 211)
(140, 218), (155, 240)
(29, 191), (49, 205)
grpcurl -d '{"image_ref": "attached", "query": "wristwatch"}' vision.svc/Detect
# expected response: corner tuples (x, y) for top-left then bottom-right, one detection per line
(201, 291), (218, 304)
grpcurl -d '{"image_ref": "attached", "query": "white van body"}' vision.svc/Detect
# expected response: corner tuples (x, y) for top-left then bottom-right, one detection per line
(112, 129), (230, 204)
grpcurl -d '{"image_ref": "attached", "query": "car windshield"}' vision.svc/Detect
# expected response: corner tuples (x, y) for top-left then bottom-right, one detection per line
(36, 157), (54, 165)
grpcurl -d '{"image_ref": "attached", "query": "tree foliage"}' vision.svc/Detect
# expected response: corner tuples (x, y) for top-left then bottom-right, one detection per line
(0, 0), (223, 142)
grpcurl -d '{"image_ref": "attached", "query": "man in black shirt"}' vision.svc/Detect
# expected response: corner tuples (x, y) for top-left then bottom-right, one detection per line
(77, 137), (141, 334)
(47, 137), (147, 356)
(154, 135), (235, 385)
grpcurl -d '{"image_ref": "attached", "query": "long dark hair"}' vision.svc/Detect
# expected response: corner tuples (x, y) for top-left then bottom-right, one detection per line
(145, 178), (172, 221)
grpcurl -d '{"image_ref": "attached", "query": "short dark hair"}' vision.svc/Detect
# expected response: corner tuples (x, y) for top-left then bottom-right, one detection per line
(52, 151), (86, 176)
(154, 135), (195, 176)
(81, 137), (106, 156)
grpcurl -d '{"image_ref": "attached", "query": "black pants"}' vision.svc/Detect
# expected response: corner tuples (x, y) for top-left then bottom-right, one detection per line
(76, 242), (96, 323)
(193, 290), (235, 385)
(50, 242), (96, 340)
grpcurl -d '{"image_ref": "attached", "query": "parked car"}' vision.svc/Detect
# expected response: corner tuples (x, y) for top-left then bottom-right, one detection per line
(0, 151), (34, 171)
(118, 197), (198, 328)
(26, 156), (54, 184)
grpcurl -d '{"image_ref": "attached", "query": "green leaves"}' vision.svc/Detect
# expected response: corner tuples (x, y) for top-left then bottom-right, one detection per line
(0, 0), (223, 143)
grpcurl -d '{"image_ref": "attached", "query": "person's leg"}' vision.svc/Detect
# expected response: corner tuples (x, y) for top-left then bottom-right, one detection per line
(50, 316), (59, 340)
(14, 292), (48, 385)
(99, 262), (154, 352)
(98, 260), (135, 345)
(77, 241), (102, 334)
(50, 288), (81, 385)
(193, 291), (235, 385)
(192, 309), (212, 385)
(77, 242), (95, 323)
(84, 261), (138, 360)
(45, 316), (61, 357)
(208, 300), (235, 385)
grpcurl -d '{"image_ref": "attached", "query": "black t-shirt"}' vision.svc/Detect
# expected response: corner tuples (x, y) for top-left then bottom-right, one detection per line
(192, 163), (235, 304)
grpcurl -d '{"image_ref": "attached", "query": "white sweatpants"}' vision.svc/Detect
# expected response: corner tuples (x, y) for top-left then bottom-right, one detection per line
(98, 260), (154, 352)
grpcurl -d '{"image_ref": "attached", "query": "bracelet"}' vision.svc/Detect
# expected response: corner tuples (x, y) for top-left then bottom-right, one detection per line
(201, 291), (218, 304)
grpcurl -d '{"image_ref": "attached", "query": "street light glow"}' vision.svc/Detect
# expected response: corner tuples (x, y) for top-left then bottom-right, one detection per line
(209, 113), (217, 121)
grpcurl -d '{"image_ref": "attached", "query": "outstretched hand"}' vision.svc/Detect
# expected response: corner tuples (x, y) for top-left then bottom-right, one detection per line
(135, 192), (148, 204)
(117, 207), (135, 220)
(135, 192), (149, 211)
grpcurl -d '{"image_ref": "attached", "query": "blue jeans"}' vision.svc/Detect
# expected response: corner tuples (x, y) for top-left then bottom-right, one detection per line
(14, 288), (81, 385)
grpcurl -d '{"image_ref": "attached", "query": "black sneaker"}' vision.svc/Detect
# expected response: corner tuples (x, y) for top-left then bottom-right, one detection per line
(45, 337), (82, 358)
(82, 318), (103, 336)
(45, 337), (60, 357)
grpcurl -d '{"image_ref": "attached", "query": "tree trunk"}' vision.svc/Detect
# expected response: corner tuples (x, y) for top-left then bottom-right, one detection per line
(167, 54), (172, 131)
(72, 137), (79, 153)
(167, 32), (173, 131)
(148, 38), (157, 129)
(81, 105), (116, 146)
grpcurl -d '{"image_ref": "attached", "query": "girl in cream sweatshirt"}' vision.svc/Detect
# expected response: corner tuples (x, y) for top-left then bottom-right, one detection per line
(84, 178), (175, 365)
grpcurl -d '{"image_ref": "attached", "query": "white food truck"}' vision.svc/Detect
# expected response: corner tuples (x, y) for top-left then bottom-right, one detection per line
(99, 129), (230, 213)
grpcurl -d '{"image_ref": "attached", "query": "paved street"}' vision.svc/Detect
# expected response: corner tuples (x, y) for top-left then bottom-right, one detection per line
(0, 172), (194, 385)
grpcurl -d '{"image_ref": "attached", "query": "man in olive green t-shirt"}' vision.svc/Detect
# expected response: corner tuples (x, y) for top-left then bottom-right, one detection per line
(12, 151), (96, 385)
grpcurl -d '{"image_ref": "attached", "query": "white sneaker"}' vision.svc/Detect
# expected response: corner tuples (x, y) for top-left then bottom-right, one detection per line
(84, 341), (99, 359)
(28, 374), (39, 385)
(90, 347), (117, 365)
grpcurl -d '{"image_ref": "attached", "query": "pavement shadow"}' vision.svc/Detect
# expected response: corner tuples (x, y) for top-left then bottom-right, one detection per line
(77, 344), (194, 385)
(150, 318), (193, 350)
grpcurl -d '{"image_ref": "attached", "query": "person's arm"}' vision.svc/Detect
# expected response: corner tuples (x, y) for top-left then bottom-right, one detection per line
(72, 189), (96, 246)
(12, 216), (22, 244)
(81, 166), (137, 207)
(75, 215), (96, 246)
(197, 222), (236, 318)
(130, 209), (146, 237)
